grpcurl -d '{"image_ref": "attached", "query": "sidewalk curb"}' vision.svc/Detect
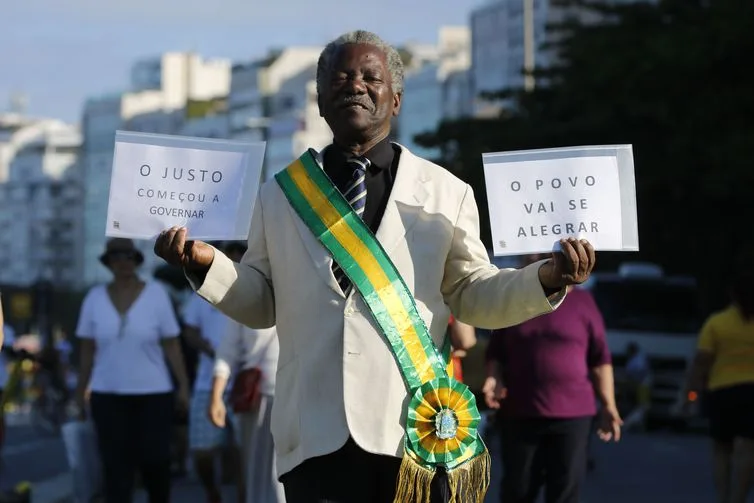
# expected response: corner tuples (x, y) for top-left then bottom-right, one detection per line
(30, 473), (72, 503)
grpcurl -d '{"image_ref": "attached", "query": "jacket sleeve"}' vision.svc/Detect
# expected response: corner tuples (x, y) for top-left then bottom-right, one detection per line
(187, 190), (276, 329)
(441, 184), (565, 330)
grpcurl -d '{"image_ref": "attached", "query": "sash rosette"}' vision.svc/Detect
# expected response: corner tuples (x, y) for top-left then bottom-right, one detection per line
(406, 377), (483, 467)
(276, 150), (490, 503)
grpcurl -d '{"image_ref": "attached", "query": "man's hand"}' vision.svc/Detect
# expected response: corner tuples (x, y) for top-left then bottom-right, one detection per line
(597, 406), (623, 442)
(482, 376), (507, 410)
(153, 226), (215, 272)
(538, 238), (596, 290)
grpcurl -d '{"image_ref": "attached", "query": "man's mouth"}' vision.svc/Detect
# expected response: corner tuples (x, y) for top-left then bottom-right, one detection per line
(339, 101), (369, 110)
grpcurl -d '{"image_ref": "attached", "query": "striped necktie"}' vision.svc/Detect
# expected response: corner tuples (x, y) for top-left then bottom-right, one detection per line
(333, 156), (370, 292)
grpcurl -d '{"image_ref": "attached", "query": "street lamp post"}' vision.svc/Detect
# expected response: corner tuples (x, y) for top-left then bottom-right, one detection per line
(523, 0), (536, 92)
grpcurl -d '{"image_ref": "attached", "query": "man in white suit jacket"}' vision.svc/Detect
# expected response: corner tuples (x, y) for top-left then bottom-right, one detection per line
(155, 30), (596, 503)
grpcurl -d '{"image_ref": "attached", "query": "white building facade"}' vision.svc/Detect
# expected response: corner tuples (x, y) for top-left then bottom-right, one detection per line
(0, 117), (83, 287)
(291, 79), (332, 172)
(81, 52), (230, 285)
(470, 0), (553, 116)
(228, 48), (334, 182)
(227, 62), (266, 144)
(258, 48), (331, 181)
(470, 0), (621, 116)
(398, 26), (472, 160)
(179, 112), (229, 139)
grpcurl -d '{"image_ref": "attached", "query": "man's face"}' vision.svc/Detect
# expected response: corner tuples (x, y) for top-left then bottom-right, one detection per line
(319, 43), (401, 144)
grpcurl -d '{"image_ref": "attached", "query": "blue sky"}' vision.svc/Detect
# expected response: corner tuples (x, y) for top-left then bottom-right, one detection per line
(2, 0), (484, 123)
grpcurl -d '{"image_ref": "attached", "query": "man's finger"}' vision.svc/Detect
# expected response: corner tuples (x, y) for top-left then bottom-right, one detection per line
(561, 238), (579, 277)
(551, 247), (567, 278)
(158, 228), (177, 259)
(582, 239), (596, 272)
(575, 240), (589, 278)
(153, 231), (164, 257)
(167, 226), (185, 258)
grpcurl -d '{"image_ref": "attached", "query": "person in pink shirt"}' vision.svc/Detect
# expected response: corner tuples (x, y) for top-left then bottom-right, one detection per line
(483, 254), (621, 503)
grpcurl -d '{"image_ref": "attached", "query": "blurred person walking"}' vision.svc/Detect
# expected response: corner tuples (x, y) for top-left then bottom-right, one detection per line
(74, 238), (190, 503)
(619, 341), (652, 431)
(30, 343), (69, 434)
(54, 330), (79, 404)
(208, 321), (284, 502)
(684, 266), (754, 503)
(184, 243), (245, 503)
(483, 254), (621, 503)
(206, 240), (283, 503)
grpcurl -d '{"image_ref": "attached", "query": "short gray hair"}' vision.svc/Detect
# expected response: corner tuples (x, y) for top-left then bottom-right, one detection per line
(316, 30), (405, 96)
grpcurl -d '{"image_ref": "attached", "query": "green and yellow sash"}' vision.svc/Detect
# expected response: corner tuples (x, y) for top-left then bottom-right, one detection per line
(275, 150), (490, 503)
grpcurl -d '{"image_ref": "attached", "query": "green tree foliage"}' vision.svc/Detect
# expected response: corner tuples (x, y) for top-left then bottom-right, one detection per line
(417, 0), (754, 311)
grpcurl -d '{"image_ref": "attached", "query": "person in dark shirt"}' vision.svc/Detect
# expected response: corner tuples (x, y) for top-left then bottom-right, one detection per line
(483, 254), (621, 503)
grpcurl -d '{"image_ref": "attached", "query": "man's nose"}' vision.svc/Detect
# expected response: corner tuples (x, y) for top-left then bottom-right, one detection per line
(344, 75), (367, 94)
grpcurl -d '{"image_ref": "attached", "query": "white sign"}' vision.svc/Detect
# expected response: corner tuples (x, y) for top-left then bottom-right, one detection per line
(482, 145), (639, 256)
(106, 131), (266, 241)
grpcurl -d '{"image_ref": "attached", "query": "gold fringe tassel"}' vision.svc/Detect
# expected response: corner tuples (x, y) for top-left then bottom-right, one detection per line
(446, 450), (491, 503)
(393, 450), (491, 503)
(394, 455), (435, 503)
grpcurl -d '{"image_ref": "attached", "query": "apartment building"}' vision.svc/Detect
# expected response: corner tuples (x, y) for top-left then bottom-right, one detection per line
(81, 52), (230, 285)
(398, 26), (473, 160)
(0, 115), (83, 287)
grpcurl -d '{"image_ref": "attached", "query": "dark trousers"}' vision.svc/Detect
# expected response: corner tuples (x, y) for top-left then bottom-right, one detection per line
(281, 438), (450, 503)
(90, 392), (174, 503)
(500, 416), (592, 503)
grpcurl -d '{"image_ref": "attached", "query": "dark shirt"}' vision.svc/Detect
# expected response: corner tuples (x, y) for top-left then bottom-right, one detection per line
(486, 288), (611, 418)
(322, 137), (399, 233)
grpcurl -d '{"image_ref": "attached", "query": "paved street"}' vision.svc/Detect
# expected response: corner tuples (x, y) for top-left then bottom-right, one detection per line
(151, 429), (731, 503)
(2, 411), (752, 503)
(0, 418), (67, 495)
(485, 427), (736, 503)
(578, 432), (718, 503)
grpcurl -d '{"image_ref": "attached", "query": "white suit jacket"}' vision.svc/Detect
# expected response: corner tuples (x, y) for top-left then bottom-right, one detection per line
(192, 144), (562, 476)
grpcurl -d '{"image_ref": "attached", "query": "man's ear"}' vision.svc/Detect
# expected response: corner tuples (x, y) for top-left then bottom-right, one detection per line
(392, 92), (402, 117)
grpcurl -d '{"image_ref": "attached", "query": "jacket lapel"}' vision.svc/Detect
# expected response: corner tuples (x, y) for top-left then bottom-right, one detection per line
(375, 144), (430, 255)
(283, 147), (345, 297)
(281, 144), (430, 297)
